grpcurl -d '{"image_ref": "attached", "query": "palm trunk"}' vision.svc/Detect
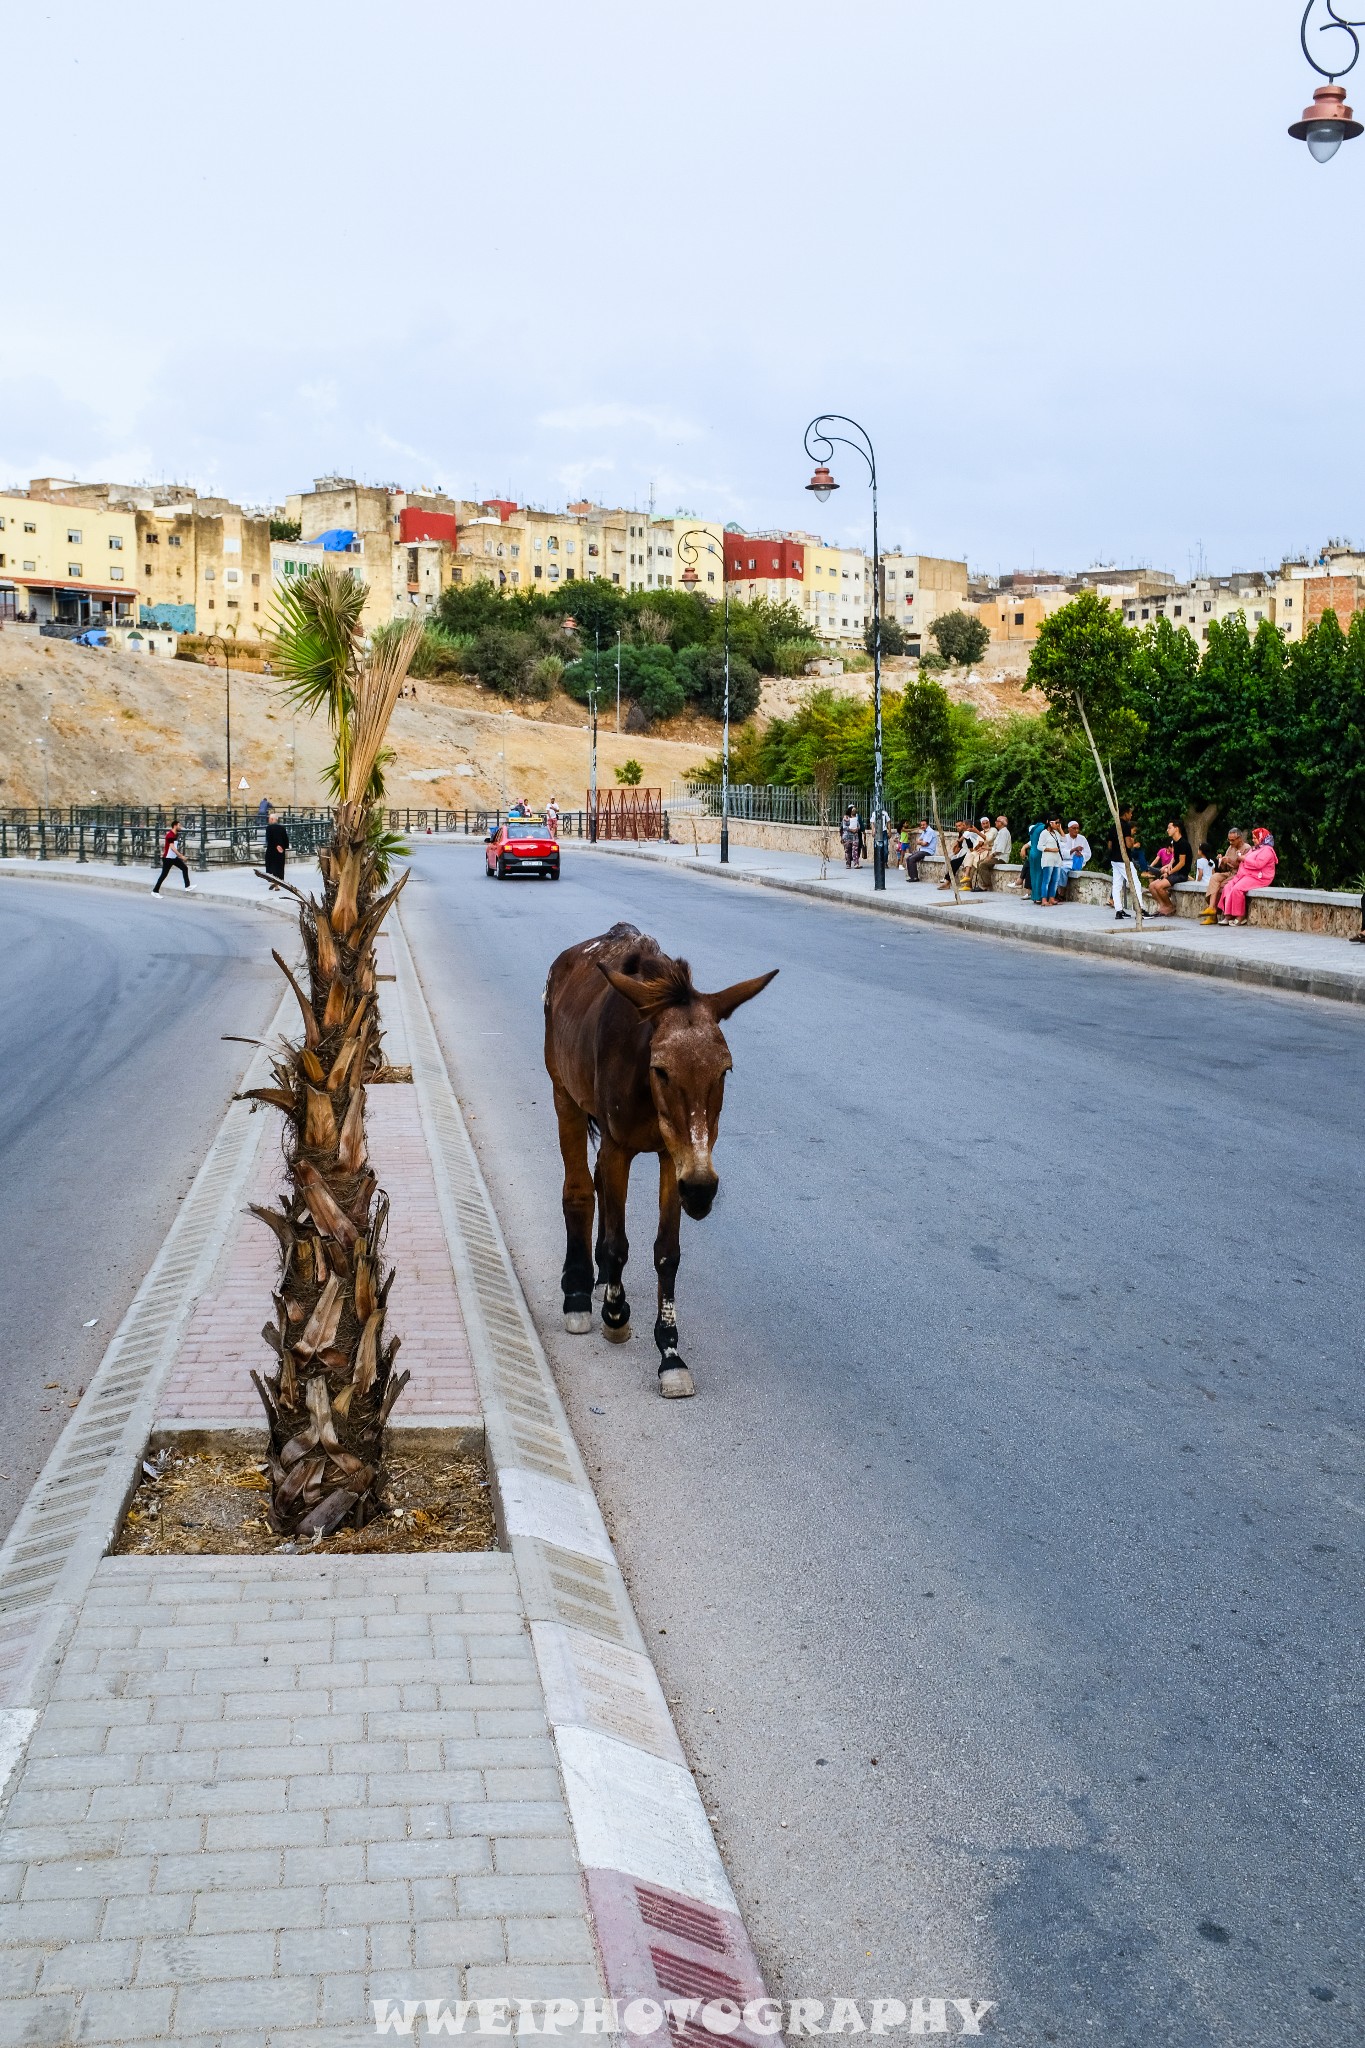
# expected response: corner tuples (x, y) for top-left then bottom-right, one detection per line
(246, 798), (410, 1538)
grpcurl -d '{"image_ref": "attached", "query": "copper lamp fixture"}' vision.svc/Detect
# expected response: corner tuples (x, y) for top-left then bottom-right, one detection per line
(1290, 3), (1365, 158)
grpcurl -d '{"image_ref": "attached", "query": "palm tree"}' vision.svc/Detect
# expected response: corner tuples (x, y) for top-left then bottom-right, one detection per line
(244, 568), (424, 1537)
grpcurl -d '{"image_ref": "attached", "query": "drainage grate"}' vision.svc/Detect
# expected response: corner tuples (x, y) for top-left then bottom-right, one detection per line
(637, 1887), (731, 1955)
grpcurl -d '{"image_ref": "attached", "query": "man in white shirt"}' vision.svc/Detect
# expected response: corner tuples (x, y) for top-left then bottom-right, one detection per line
(1061, 821), (1091, 871)
(903, 818), (937, 882)
(992, 816), (1012, 861)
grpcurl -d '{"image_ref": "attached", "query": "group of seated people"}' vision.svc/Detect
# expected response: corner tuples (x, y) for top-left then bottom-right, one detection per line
(894, 811), (1282, 926)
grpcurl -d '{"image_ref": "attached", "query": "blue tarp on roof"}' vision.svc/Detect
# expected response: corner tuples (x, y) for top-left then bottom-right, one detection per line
(307, 529), (360, 552)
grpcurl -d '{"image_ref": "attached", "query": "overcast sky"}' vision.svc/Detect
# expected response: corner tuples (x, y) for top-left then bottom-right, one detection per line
(3, 1), (1357, 575)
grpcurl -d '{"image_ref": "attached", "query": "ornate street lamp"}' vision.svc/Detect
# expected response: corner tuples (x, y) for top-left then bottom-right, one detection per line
(802, 415), (888, 888)
(1289, 3), (1365, 158)
(678, 529), (732, 863)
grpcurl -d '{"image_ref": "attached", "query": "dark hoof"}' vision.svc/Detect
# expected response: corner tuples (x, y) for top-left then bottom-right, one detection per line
(602, 1318), (632, 1345)
(659, 1365), (695, 1398)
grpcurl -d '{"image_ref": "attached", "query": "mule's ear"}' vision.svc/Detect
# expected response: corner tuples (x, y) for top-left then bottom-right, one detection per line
(599, 965), (676, 1019)
(705, 969), (778, 1021)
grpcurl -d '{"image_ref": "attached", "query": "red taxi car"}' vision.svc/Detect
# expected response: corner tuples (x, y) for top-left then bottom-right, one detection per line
(485, 815), (560, 880)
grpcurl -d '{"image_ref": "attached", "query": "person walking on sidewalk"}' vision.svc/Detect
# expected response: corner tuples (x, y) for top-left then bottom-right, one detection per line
(264, 808), (289, 882)
(152, 817), (191, 893)
(1037, 817), (1065, 904)
(842, 804), (862, 869)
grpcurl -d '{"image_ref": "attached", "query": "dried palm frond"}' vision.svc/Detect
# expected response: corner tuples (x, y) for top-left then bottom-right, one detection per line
(345, 616), (425, 807)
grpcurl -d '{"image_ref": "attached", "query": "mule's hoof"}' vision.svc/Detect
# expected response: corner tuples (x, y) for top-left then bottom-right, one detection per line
(564, 1311), (594, 1335)
(602, 1318), (632, 1344)
(658, 1365), (696, 1398)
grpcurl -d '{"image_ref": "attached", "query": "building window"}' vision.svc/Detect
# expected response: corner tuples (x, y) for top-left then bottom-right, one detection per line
(67, 529), (82, 544)
(747, 557), (756, 570)
(511, 544), (520, 558)
(1141, 608), (1149, 620)
(1173, 604), (1182, 616)
(1014, 612), (1025, 626)
(22, 560), (35, 572)
(1284, 596), (1293, 607)
(587, 543), (599, 557)
(707, 570), (716, 583)
(109, 535), (123, 550)
(549, 565), (560, 580)
(1127, 609), (1136, 621)
(566, 568), (575, 581)
(548, 536), (559, 551)
(534, 539), (542, 551)
(534, 565), (543, 579)
(1254, 611), (1263, 623)
(110, 567), (124, 582)
(145, 564), (153, 575)
(1203, 600), (1212, 613)
(168, 533), (181, 547)
(225, 569), (240, 585)
(24, 522), (36, 534)
(204, 567), (216, 581)
(251, 572), (260, 587)
(68, 563), (82, 577)
(208, 599), (215, 610)
(611, 573), (620, 584)
(566, 540), (575, 555)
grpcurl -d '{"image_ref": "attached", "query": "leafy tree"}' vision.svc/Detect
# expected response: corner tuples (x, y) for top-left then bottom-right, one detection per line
(269, 518), (302, 542)
(624, 586), (712, 651)
(615, 758), (644, 785)
(929, 610), (991, 666)
(1027, 591), (1147, 919)
(900, 680), (957, 793)
(563, 642), (685, 723)
(542, 578), (628, 646)
(868, 616), (906, 656)
(469, 626), (542, 700)
(675, 645), (761, 723)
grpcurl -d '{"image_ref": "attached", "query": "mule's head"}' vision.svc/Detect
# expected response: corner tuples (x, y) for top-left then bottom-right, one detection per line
(600, 957), (777, 1219)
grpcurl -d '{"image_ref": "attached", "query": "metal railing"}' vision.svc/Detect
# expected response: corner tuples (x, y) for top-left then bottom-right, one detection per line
(0, 804), (594, 866)
(666, 780), (980, 827)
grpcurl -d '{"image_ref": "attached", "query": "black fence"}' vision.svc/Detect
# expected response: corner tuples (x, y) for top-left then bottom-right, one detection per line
(0, 803), (596, 867)
(680, 782), (982, 828)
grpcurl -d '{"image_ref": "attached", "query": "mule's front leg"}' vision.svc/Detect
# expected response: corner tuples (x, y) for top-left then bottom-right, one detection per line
(596, 1140), (633, 1343)
(654, 1155), (695, 1398)
(553, 1083), (595, 1335)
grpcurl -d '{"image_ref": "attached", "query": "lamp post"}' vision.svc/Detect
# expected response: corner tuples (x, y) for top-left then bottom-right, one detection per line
(616, 627), (622, 735)
(590, 623), (600, 842)
(678, 528), (730, 864)
(802, 415), (887, 888)
(1289, 3), (1365, 157)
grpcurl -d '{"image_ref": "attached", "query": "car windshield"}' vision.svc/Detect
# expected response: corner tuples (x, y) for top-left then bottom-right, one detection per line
(510, 819), (550, 835)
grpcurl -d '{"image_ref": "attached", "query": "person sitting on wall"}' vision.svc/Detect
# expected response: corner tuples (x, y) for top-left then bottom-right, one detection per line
(1216, 827), (1278, 925)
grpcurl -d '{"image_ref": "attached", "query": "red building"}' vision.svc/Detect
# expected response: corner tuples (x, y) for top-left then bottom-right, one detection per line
(725, 533), (805, 584)
(398, 506), (457, 546)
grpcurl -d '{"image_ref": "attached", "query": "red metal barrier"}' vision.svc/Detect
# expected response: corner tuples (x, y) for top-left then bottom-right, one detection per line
(589, 789), (663, 840)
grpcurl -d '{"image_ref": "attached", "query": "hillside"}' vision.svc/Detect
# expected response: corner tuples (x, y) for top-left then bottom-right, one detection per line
(0, 629), (1038, 810)
(0, 630), (717, 810)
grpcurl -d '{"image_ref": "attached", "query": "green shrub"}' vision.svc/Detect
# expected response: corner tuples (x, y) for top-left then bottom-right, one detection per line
(675, 645), (761, 722)
(470, 626), (542, 699)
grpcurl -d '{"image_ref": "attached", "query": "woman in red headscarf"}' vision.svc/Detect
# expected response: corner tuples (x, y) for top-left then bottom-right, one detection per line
(1217, 827), (1278, 924)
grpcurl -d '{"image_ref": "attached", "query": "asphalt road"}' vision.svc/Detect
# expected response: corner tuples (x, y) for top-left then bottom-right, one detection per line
(403, 840), (1363, 2048)
(0, 878), (280, 1538)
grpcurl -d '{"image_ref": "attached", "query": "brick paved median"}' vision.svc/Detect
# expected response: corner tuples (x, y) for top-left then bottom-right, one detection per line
(0, 1556), (602, 2045)
(159, 1088), (478, 1430)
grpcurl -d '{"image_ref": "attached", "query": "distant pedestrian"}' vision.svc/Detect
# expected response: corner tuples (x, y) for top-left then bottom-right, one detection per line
(1026, 814), (1048, 902)
(1105, 806), (1144, 920)
(257, 795), (271, 823)
(1037, 817), (1065, 904)
(546, 796), (560, 836)
(264, 808), (289, 881)
(1061, 820), (1091, 873)
(153, 817), (191, 893)
(841, 804), (862, 869)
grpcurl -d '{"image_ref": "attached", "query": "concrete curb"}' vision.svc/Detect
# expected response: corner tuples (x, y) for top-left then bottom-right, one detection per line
(0, 860), (302, 921)
(391, 906), (773, 2037)
(583, 841), (1365, 1006)
(0, 994), (289, 1771)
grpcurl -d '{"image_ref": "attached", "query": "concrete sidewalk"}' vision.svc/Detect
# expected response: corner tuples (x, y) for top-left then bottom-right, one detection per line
(0, 872), (769, 2045)
(585, 837), (1365, 1005)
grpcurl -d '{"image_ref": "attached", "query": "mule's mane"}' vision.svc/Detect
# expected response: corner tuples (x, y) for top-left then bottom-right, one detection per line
(619, 949), (696, 1008)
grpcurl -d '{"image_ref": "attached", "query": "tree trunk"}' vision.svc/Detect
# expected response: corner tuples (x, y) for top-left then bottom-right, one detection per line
(245, 800), (410, 1538)
(1077, 699), (1143, 930)
(1186, 802), (1219, 863)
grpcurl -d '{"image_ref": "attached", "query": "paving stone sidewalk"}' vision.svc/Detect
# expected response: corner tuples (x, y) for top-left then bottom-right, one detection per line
(0, 875), (767, 2047)
(583, 838), (1365, 1003)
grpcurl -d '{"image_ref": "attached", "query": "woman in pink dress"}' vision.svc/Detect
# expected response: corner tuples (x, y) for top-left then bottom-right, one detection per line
(1217, 827), (1278, 924)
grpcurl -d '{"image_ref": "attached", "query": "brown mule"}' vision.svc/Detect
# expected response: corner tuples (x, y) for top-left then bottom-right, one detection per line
(543, 923), (777, 1397)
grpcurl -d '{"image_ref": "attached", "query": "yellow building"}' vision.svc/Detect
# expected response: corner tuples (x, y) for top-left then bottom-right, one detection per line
(787, 534), (869, 643)
(0, 484), (138, 625)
